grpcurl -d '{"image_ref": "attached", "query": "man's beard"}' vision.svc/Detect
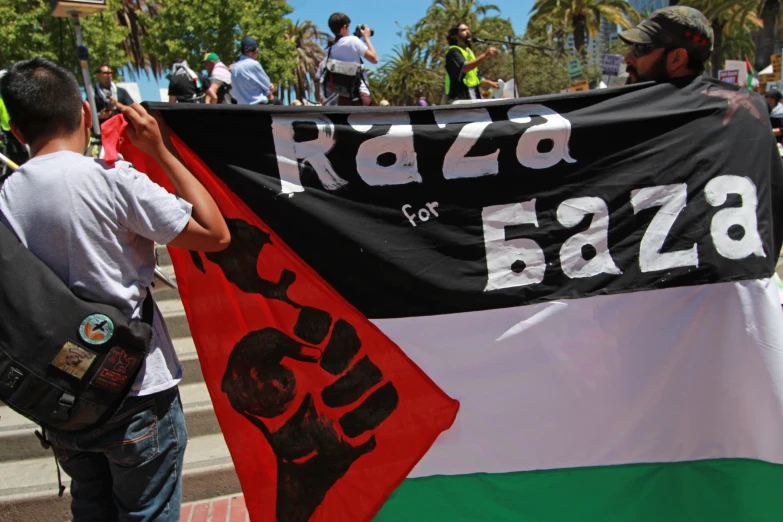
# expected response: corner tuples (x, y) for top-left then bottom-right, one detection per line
(626, 51), (670, 84)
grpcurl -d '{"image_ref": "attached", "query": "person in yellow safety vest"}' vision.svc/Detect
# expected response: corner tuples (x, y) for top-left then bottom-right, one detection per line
(445, 23), (499, 103)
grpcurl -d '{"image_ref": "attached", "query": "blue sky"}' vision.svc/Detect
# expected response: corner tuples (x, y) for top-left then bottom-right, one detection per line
(133, 0), (534, 102)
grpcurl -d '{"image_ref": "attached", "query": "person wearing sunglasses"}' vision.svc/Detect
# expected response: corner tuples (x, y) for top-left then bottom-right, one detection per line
(619, 7), (712, 85)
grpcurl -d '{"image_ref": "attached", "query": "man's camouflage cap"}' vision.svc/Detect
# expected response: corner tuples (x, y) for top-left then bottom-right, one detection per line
(619, 6), (713, 63)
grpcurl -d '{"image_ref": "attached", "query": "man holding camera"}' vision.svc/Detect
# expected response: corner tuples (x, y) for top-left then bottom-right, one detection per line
(318, 12), (378, 106)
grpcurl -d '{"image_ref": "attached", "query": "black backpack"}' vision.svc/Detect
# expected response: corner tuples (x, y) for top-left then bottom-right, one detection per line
(321, 44), (365, 101)
(0, 208), (153, 432)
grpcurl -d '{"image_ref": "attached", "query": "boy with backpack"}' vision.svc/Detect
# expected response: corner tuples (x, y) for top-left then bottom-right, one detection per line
(0, 57), (229, 521)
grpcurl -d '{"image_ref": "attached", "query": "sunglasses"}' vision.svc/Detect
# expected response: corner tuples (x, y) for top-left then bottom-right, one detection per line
(631, 43), (663, 58)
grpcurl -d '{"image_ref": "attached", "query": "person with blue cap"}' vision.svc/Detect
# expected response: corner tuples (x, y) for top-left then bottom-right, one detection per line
(231, 36), (272, 105)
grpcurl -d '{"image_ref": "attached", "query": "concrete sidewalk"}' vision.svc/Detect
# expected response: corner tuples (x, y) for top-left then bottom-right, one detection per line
(180, 494), (248, 522)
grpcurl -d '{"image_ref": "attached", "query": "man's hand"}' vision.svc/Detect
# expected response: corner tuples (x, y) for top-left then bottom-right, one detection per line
(99, 106), (114, 120)
(484, 47), (498, 58)
(117, 103), (167, 158)
(360, 25), (372, 39)
(483, 79), (499, 89)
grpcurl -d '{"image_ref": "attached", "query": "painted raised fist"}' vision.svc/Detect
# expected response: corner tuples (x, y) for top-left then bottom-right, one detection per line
(222, 314), (398, 522)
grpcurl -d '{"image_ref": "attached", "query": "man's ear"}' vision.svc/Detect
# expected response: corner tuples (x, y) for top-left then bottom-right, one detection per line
(8, 121), (27, 145)
(82, 100), (92, 130)
(669, 48), (689, 71)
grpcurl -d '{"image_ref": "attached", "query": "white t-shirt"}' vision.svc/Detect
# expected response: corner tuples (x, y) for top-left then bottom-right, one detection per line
(323, 35), (370, 96)
(0, 151), (193, 396)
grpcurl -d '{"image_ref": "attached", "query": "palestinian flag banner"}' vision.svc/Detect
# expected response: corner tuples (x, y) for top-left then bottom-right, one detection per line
(108, 75), (783, 522)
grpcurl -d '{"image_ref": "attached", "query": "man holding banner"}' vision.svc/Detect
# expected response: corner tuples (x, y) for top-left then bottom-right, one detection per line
(620, 6), (712, 84)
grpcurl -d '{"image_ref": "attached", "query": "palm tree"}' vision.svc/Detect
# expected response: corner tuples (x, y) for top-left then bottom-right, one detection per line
(679, 0), (763, 76)
(376, 43), (441, 104)
(284, 19), (326, 102)
(113, 0), (162, 78)
(529, 0), (637, 58)
(409, 0), (512, 69)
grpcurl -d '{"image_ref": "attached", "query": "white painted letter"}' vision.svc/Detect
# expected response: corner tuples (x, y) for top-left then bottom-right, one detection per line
(705, 175), (766, 260)
(631, 184), (698, 272)
(271, 114), (345, 194)
(557, 197), (622, 278)
(508, 104), (576, 169)
(482, 200), (546, 291)
(348, 113), (422, 186)
(434, 109), (499, 179)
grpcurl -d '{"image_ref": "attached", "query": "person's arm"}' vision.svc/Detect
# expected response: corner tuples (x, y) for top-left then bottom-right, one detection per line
(205, 81), (219, 104)
(253, 63), (272, 99)
(480, 78), (499, 89)
(167, 79), (178, 103)
(462, 47), (497, 73)
(118, 103), (230, 252)
(359, 27), (378, 64)
(446, 48), (466, 84)
(94, 90), (113, 120)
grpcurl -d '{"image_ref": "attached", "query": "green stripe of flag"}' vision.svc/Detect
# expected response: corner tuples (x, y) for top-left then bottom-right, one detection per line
(375, 459), (783, 521)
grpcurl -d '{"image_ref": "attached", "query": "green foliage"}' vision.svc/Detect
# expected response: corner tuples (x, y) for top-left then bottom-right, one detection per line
(283, 19), (326, 102)
(0, 0), (129, 87)
(529, 0), (637, 58)
(677, 0), (763, 75)
(516, 46), (571, 96)
(372, 0), (515, 105)
(141, 0), (297, 84)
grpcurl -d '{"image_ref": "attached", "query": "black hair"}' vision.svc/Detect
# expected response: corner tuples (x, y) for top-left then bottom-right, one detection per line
(329, 13), (351, 36)
(0, 58), (83, 145)
(687, 50), (706, 75)
(767, 90), (782, 102)
(95, 64), (111, 73)
(447, 23), (468, 46)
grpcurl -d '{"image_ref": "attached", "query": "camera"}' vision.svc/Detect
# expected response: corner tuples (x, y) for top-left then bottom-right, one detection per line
(354, 25), (374, 38)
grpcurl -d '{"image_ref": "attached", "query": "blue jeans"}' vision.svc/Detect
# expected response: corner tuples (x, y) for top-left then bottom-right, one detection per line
(47, 386), (188, 522)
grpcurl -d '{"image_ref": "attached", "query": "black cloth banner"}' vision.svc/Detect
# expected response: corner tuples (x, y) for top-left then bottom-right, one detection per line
(149, 76), (783, 319)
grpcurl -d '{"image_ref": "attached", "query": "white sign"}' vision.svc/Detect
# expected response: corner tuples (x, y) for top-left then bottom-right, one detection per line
(116, 82), (141, 103)
(602, 54), (624, 76)
(724, 60), (747, 86)
(718, 70), (739, 84)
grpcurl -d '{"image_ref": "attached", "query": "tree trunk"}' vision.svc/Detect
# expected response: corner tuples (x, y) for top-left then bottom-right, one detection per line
(573, 15), (588, 61)
(756, 0), (779, 70)
(296, 72), (305, 102)
(710, 19), (723, 78)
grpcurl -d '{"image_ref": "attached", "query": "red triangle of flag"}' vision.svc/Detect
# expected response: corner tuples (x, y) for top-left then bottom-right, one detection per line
(114, 122), (459, 522)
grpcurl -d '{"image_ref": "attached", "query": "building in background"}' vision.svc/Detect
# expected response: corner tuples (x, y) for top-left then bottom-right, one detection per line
(566, 17), (621, 64)
(630, 0), (670, 15)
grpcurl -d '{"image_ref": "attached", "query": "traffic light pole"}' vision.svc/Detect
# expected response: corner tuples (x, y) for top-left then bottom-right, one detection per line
(72, 13), (101, 139)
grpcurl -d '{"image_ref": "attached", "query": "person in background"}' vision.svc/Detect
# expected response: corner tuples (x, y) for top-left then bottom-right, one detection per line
(318, 12), (377, 106)
(231, 37), (271, 105)
(445, 23), (498, 103)
(765, 88), (783, 138)
(0, 69), (28, 168)
(414, 87), (428, 107)
(94, 65), (134, 122)
(268, 82), (284, 105)
(203, 53), (232, 104)
(168, 58), (209, 103)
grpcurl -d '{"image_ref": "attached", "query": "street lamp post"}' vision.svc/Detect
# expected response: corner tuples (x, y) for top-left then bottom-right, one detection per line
(50, 1), (108, 139)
